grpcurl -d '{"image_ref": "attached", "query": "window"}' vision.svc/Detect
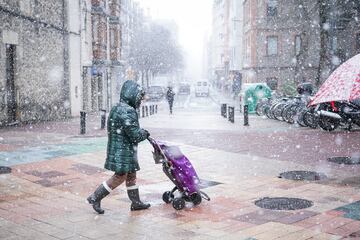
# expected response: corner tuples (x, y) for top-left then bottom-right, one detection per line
(244, 0), (250, 24)
(110, 29), (116, 47)
(267, 0), (278, 17)
(356, 33), (360, 53)
(244, 35), (251, 61)
(100, 0), (106, 8)
(92, 17), (98, 42)
(331, 36), (337, 51)
(267, 36), (278, 56)
(295, 35), (301, 56)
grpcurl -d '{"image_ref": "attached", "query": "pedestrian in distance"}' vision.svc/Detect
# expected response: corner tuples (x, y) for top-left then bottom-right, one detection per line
(166, 86), (175, 114)
(87, 80), (151, 214)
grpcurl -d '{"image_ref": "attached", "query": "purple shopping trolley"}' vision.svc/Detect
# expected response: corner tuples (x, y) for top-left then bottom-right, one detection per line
(148, 137), (210, 210)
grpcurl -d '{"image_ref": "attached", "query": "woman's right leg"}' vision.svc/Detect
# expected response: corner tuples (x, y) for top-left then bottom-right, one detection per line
(87, 173), (127, 214)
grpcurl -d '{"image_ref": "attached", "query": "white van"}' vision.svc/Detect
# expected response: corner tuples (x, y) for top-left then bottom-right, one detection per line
(195, 80), (210, 97)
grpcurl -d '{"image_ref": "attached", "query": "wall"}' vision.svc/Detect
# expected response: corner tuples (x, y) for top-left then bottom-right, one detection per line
(0, 0), (67, 125)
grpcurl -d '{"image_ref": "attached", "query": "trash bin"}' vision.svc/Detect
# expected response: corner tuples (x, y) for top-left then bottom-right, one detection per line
(241, 83), (272, 113)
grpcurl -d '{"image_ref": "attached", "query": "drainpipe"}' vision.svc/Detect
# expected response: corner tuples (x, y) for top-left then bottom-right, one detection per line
(63, 0), (70, 117)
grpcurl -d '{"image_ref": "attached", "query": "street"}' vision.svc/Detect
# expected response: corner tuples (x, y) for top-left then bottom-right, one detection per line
(1, 90), (360, 240)
(1, 0), (360, 239)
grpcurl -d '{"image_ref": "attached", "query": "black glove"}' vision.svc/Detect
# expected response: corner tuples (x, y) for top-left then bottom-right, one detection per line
(144, 130), (150, 138)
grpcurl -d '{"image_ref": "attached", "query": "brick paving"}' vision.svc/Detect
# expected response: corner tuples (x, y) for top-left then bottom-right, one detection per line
(0, 104), (360, 239)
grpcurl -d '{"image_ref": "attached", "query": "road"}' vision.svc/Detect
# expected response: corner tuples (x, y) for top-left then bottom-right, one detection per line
(1, 89), (360, 239)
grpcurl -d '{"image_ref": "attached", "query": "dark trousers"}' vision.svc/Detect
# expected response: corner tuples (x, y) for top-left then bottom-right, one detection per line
(168, 101), (174, 114)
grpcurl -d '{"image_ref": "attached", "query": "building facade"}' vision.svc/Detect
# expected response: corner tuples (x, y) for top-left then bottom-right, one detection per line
(0, 0), (78, 125)
(242, 0), (360, 93)
(209, 0), (360, 95)
(120, 0), (144, 87)
(242, 0), (321, 93)
(209, 0), (230, 90)
(86, 0), (119, 112)
(83, 0), (144, 111)
(0, 0), (148, 126)
(228, 0), (244, 94)
(209, 0), (243, 93)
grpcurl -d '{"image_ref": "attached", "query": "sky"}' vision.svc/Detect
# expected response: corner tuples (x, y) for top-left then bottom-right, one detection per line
(136, 0), (213, 81)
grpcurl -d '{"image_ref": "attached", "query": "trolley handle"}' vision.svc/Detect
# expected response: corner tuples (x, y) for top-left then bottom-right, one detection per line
(147, 136), (155, 144)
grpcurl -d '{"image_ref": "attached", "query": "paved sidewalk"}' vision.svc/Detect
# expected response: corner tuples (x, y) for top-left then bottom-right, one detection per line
(1, 110), (360, 239)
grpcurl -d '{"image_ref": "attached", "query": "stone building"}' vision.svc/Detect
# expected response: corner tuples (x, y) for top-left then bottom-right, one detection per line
(0, 0), (81, 125)
(0, 0), (147, 126)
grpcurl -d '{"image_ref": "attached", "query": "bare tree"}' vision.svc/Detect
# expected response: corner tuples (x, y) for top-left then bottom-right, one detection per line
(129, 22), (184, 87)
(294, 0), (319, 85)
(315, 0), (331, 87)
(315, 0), (360, 86)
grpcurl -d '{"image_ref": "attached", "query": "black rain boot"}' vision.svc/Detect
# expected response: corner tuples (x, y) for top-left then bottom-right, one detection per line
(87, 183), (110, 214)
(127, 188), (151, 211)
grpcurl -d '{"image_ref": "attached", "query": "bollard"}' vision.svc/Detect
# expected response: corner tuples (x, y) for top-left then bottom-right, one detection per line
(221, 103), (227, 118)
(155, 105), (158, 114)
(150, 105), (153, 115)
(244, 105), (249, 126)
(0, 166), (11, 175)
(100, 109), (106, 130)
(239, 95), (242, 113)
(142, 106), (145, 118)
(145, 105), (149, 117)
(80, 111), (86, 134)
(228, 106), (235, 123)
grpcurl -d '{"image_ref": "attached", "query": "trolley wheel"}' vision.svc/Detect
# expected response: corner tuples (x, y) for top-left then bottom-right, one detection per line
(172, 198), (186, 210)
(162, 191), (173, 204)
(191, 192), (202, 205)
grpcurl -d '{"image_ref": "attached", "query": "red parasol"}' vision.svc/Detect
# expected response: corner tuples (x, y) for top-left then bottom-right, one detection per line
(309, 53), (360, 106)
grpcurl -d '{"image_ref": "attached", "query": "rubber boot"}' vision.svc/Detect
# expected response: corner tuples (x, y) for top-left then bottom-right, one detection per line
(87, 183), (110, 214)
(127, 188), (151, 211)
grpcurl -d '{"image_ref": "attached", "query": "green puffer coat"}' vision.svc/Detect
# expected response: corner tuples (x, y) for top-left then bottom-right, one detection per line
(104, 80), (148, 174)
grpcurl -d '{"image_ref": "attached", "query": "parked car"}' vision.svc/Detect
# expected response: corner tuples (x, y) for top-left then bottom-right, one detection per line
(195, 81), (210, 97)
(178, 83), (191, 95)
(146, 86), (165, 101)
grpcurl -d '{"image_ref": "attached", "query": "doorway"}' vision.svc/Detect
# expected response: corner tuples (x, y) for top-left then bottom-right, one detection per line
(6, 44), (17, 123)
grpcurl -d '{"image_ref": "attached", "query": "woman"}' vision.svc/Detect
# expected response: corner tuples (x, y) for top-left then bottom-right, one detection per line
(87, 80), (150, 214)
